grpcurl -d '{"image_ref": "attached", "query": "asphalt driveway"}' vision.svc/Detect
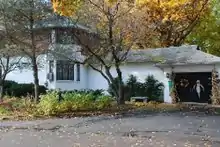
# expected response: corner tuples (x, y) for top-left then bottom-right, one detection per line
(0, 111), (220, 147)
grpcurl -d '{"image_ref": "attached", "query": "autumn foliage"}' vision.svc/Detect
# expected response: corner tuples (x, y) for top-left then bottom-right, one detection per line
(51, 0), (210, 48)
(135, 0), (210, 47)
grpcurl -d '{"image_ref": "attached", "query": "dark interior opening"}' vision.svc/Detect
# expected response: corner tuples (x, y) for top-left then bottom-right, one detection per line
(174, 72), (212, 103)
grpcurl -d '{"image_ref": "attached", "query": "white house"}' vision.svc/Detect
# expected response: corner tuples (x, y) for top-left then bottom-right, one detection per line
(5, 15), (220, 103)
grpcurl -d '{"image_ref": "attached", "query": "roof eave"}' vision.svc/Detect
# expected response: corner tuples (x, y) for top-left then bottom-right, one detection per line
(155, 62), (220, 67)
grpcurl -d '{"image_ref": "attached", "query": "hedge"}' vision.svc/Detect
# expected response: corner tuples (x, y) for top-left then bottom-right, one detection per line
(4, 80), (47, 97)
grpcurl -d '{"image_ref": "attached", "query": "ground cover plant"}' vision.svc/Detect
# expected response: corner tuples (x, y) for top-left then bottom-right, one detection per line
(0, 89), (219, 121)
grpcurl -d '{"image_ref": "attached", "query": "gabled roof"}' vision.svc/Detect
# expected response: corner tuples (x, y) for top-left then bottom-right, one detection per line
(125, 45), (220, 65)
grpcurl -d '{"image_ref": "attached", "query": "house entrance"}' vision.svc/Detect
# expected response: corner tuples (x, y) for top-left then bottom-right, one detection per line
(174, 72), (212, 103)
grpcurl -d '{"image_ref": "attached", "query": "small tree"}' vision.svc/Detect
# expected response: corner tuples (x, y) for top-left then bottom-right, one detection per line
(143, 75), (164, 101)
(126, 75), (139, 97)
(0, 30), (23, 101)
(0, 0), (51, 102)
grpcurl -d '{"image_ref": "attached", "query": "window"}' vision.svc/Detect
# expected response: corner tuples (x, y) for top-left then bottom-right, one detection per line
(56, 29), (76, 44)
(49, 60), (54, 72)
(76, 63), (80, 81)
(56, 60), (74, 80)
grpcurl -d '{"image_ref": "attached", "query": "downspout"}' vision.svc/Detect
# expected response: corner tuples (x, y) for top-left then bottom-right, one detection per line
(168, 66), (174, 91)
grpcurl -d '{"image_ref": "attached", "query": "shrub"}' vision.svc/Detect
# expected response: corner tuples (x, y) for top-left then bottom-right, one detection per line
(0, 106), (11, 115)
(108, 75), (164, 102)
(37, 90), (113, 116)
(62, 92), (95, 110)
(96, 95), (113, 109)
(61, 89), (104, 99)
(4, 81), (47, 97)
(143, 75), (164, 101)
(4, 80), (18, 91)
(37, 91), (59, 115)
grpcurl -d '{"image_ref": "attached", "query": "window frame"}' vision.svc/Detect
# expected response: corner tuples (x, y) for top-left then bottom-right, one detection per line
(76, 63), (80, 81)
(56, 60), (75, 81)
(49, 60), (54, 73)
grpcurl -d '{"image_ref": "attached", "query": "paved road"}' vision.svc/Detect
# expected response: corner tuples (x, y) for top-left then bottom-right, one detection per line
(0, 112), (220, 147)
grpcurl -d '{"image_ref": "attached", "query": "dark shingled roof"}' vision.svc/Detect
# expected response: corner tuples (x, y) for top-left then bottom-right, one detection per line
(125, 45), (220, 65)
(49, 45), (220, 65)
(33, 15), (91, 31)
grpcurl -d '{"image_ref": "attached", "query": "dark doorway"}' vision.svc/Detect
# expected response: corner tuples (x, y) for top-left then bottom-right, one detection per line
(175, 72), (212, 103)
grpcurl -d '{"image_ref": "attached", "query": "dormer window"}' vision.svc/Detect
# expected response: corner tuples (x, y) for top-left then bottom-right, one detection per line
(56, 28), (76, 44)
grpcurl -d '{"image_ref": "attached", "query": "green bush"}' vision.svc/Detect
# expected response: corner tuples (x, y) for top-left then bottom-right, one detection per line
(62, 92), (95, 110)
(108, 75), (164, 101)
(62, 89), (104, 98)
(37, 90), (113, 116)
(37, 91), (60, 115)
(96, 95), (113, 109)
(0, 106), (11, 115)
(4, 80), (47, 97)
(143, 75), (164, 101)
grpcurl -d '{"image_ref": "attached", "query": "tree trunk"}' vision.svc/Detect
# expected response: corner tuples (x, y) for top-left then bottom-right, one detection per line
(118, 79), (125, 105)
(116, 66), (125, 105)
(32, 58), (39, 103)
(0, 77), (6, 102)
(0, 84), (3, 102)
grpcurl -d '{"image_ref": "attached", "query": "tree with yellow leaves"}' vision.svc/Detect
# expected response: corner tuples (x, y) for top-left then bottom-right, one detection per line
(135, 0), (210, 47)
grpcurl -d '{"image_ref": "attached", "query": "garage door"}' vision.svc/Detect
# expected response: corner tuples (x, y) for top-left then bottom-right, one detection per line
(174, 72), (212, 103)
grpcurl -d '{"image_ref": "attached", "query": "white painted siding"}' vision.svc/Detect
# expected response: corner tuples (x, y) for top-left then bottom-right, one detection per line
(87, 62), (170, 102)
(5, 55), (47, 86)
(6, 68), (46, 85)
(87, 62), (166, 89)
